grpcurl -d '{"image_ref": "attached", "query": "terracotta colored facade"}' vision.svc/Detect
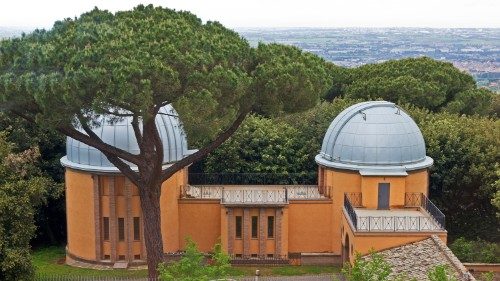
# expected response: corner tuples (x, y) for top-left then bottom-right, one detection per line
(65, 164), (447, 266)
(64, 101), (448, 267)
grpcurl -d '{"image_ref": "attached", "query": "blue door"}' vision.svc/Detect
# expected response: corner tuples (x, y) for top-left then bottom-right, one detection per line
(378, 183), (390, 210)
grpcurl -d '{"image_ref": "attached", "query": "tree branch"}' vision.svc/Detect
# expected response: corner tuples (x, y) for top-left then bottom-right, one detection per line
(99, 149), (141, 186)
(58, 125), (141, 166)
(131, 114), (144, 152)
(160, 108), (251, 182)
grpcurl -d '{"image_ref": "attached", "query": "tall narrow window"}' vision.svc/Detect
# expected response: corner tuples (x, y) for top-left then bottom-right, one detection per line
(267, 216), (274, 238)
(103, 217), (110, 241)
(235, 216), (242, 238)
(251, 216), (258, 238)
(118, 218), (125, 241)
(133, 217), (140, 240)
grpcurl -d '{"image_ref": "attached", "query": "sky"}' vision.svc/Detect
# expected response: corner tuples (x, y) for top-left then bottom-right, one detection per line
(0, 0), (499, 29)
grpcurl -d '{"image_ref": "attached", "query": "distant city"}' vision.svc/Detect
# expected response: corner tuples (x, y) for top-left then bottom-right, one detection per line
(1, 27), (499, 92)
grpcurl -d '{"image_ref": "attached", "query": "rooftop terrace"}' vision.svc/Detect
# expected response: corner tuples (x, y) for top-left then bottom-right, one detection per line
(344, 192), (446, 232)
(181, 185), (328, 205)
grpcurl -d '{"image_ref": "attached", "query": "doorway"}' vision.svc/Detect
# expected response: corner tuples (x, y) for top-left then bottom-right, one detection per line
(378, 183), (390, 210)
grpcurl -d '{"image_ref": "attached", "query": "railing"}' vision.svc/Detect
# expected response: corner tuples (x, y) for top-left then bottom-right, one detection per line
(357, 216), (443, 231)
(406, 192), (446, 228)
(286, 185), (323, 199)
(345, 192), (362, 207)
(421, 194), (446, 228)
(344, 192), (446, 232)
(35, 276), (158, 281)
(344, 193), (358, 229)
(182, 185), (222, 199)
(188, 172), (317, 185)
(404, 192), (423, 207)
(182, 185), (328, 202)
(221, 189), (287, 205)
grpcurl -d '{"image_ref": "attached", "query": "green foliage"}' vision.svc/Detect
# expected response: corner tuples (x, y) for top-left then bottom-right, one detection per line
(158, 238), (231, 281)
(427, 265), (458, 281)
(205, 115), (308, 174)
(252, 43), (334, 115)
(444, 88), (498, 116)
(33, 246), (148, 278)
(407, 107), (500, 240)
(0, 134), (59, 281)
(491, 168), (500, 218)
(0, 113), (65, 246)
(449, 237), (499, 263)
(479, 272), (495, 281)
(333, 57), (492, 114)
(342, 252), (393, 281)
(0, 5), (332, 146)
(346, 75), (446, 111)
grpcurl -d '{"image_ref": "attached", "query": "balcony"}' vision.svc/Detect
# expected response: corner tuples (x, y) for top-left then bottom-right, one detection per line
(344, 192), (446, 232)
(181, 185), (327, 205)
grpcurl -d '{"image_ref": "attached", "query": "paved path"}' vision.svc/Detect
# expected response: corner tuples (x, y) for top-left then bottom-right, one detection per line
(235, 274), (343, 281)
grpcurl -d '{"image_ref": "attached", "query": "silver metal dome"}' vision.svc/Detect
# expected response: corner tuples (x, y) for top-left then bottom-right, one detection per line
(61, 105), (192, 173)
(315, 101), (433, 175)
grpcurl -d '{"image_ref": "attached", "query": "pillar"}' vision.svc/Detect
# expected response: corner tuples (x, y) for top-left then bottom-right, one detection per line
(243, 208), (250, 258)
(275, 208), (282, 257)
(93, 175), (101, 260)
(109, 176), (117, 262)
(259, 208), (266, 257)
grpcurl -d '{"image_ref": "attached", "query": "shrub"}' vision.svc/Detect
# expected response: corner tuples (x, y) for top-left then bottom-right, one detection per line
(158, 238), (230, 281)
(449, 237), (500, 263)
(427, 265), (458, 281)
(342, 252), (392, 281)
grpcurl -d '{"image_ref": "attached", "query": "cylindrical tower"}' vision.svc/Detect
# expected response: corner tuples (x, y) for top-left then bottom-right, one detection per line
(314, 101), (435, 257)
(61, 105), (191, 266)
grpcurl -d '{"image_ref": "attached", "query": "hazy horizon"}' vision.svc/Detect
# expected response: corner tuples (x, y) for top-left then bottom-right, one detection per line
(1, 0), (499, 29)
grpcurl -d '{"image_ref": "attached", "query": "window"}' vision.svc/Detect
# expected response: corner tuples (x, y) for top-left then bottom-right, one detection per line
(251, 216), (258, 238)
(118, 255), (126, 261)
(267, 216), (274, 238)
(103, 254), (110, 260)
(235, 216), (242, 238)
(133, 217), (140, 240)
(118, 218), (125, 241)
(267, 254), (274, 258)
(103, 217), (110, 241)
(134, 254), (141, 260)
(251, 254), (258, 258)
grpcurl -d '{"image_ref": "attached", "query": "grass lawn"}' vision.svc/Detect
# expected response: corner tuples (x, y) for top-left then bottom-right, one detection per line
(33, 246), (340, 278)
(33, 246), (148, 278)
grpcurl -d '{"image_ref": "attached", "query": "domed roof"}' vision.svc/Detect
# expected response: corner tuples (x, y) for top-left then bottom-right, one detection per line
(315, 101), (433, 175)
(61, 104), (192, 173)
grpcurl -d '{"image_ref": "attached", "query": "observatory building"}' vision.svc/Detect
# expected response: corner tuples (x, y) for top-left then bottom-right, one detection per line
(62, 101), (449, 268)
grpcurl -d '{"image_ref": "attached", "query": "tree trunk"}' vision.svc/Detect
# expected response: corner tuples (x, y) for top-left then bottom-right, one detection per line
(138, 182), (164, 279)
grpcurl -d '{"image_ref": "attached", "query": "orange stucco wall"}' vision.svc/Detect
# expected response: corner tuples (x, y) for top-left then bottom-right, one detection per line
(287, 201), (333, 253)
(361, 176), (406, 208)
(405, 170), (429, 196)
(65, 169), (96, 260)
(160, 169), (186, 252)
(65, 167), (187, 262)
(322, 168), (362, 254)
(178, 200), (221, 252)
